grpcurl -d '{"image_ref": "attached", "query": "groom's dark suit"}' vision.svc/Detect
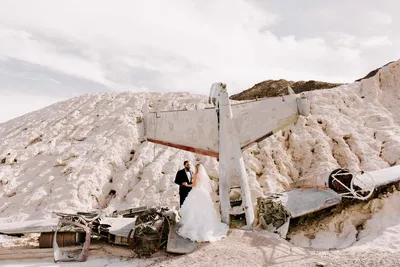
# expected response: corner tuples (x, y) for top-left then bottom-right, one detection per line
(174, 168), (193, 207)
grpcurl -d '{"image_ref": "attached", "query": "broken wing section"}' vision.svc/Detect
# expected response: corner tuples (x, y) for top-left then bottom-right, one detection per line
(257, 188), (342, 238)
(0, 219), (59, 234)
(232, 95), (299, 150)
(144, 109), (219, 157)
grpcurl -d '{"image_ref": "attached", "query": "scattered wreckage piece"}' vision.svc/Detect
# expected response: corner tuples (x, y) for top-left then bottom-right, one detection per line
(0, 218), (59, 235)
(0, 206), (184, 262)
(257, 188), (341, 238)
(52, 212), (95, 262)
(257, 166), (400, 238)
(128, 209), (171, 257)
(110, 206), (150, 218)
(166, 222), (198, 254)
(125, 207), (196, 257)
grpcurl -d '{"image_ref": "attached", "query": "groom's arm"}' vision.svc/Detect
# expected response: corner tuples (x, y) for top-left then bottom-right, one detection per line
(184, 174), (196, 187)
(174, 170), (183, 185)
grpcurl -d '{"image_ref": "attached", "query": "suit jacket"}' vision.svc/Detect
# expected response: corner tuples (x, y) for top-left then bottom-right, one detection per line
(174, 168), (193, 194)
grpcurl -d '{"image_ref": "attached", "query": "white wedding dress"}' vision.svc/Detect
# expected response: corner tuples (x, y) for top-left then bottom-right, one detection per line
(177, 164), (229, 242)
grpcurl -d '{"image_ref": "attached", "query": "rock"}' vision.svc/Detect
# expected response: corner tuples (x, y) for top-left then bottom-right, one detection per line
(355, 61), (394, 82)
(230, 79), (342, 100)
(229, 188), (242, 201)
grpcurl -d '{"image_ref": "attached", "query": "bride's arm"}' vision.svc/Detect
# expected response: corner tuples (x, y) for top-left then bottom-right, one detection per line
(185, 174), (197, 187)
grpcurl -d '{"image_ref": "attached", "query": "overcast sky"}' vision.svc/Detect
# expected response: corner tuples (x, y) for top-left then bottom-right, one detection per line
(0, 0), (399, 123)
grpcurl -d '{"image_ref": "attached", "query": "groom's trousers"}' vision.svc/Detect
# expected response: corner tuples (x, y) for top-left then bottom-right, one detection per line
(179, 186), (192, 207)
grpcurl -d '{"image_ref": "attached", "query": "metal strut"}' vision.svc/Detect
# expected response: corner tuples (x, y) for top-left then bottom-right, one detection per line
(328, 169), (375, 201)
(52, 212), (101, 262)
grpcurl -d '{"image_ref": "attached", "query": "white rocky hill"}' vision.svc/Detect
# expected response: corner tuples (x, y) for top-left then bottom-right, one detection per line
(1, 61), (400, 221)
(0, 92), (216, 222)
(0, 61), (400, 266)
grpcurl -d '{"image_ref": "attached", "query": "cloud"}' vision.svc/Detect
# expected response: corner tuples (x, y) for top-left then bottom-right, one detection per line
(331, 33), (393, 50)
(0, 0), (399, 122)
(0, 57), (110, 96)
(361, 36), (393, 48)
(0, 24), (112, 87)
(367, 10), (393, 26)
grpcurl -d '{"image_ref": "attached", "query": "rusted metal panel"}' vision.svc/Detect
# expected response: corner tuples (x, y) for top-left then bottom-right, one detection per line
(39, 232), (84, 248)
(144, 109), (219, 155)
(147, 138), (219, 158)
(231, 95), (299, 149)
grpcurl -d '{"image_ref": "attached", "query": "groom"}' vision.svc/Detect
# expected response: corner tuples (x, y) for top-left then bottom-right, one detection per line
(174, 160), (193, 207)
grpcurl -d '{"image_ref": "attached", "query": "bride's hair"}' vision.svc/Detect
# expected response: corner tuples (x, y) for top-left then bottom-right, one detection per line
(195, 163), (200, 173)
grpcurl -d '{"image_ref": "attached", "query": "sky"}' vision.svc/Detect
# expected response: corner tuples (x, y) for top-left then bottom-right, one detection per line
(0, 0), (399, 123)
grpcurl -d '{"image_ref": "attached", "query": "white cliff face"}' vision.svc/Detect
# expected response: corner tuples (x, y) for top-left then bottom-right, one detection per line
(0, 61), (399, 231)
(286, 61), (400, 250)
(244, 61), (400, 199)
(0, 92), (216, 222)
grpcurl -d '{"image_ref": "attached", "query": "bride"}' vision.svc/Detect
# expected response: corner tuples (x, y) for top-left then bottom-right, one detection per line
(177, 163), (229, 242)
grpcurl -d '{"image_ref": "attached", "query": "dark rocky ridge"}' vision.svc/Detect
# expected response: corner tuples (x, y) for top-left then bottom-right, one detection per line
(230, 60), (396, 101)
(355, 61), (395, 82)
(230, 79), (342, 101)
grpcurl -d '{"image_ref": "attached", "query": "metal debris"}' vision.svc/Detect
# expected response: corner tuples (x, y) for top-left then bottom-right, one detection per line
(52, 212), (100, 262)
(257, 195), (290, 232)
(128, 208), (172, 257)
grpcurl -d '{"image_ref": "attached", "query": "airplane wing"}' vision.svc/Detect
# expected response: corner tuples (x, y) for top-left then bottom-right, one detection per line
(0, 219), (59, 234)
(232, 94), (299, 150)
(0, 218), (136, 236)
(143, 90), (306, 157)
(144, 108), (219, 157)
(258, 188), (341, 238)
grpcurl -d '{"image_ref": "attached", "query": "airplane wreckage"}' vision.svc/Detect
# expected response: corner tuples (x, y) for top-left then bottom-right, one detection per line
(1, 83), (400, 262)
